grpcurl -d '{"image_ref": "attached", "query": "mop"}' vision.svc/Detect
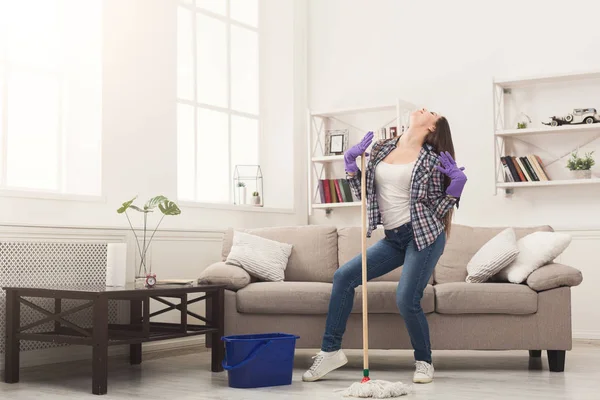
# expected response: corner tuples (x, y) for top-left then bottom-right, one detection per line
(343, 153), (411, 399)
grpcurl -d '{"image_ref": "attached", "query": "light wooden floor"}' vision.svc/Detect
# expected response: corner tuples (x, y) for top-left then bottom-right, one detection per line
(2, 341), (600, 399)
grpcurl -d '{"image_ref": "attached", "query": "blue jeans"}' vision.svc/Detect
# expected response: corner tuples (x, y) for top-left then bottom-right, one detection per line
(321, 222), (446, 363)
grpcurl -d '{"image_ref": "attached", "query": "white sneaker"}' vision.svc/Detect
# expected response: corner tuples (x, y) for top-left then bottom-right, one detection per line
(413, 361), (434, 384)
(302, 350), (348, 382)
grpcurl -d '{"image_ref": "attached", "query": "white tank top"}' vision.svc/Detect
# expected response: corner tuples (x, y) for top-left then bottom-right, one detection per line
(374, 161), (415, 230)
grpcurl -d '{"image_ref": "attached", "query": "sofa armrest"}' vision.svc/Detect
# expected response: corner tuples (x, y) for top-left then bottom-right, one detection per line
(198, 261), (251, 291)
(526, 263), (583, 292)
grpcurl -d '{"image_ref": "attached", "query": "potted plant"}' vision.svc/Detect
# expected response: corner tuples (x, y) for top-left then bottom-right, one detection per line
(117, 195), (181, 287)
(251, 191), (261, 206)
(237, 182), (247, 204)
(567, 150), (595, 179)
(517, 112), (532, 130)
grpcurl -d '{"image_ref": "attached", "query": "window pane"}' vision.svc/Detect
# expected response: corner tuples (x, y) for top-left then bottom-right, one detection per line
(177, 6), (194, 101)
(6, 0), (60, 69)
(231, 115), (258, 173)
(197, 108), (229, 202)
(230, 0), (258, 27)
(231, 26), (258, 114)
(196, 0), (226, 16)
(177, 104), (196, 201)
(7, 71), (59, 190)
(196, 14), (227, 108)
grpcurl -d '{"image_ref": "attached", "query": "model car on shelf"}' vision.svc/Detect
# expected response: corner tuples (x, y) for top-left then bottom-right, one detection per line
(543, 108), (600, 127)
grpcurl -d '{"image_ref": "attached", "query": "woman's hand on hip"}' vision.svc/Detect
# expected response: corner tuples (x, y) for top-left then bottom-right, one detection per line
(435, 151), (467, 198)
(344, 131), (374, 173)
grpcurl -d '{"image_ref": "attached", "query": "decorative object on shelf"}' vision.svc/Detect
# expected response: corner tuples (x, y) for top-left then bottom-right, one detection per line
(236, 182), (247, 204)
(233, 165), (263, 205)
(251, 191), (261, 206)
(117, 195), (182, 288)
(517, 113), (532, 129)
(567, 150), (594, 179)
(390, 126), (398, 137)
(543, 108), (600, 127)
(324, 129), (349, 155)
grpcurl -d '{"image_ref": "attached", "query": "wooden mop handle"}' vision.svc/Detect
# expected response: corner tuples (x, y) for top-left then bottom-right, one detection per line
(360, 152), (369, 378)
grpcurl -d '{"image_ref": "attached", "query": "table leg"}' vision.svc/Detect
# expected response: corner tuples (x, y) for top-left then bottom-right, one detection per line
(210, 289), (224, 372)
(4, 290), (20, 383)
(129, 300), (142, 365)
(180, 295), (188, 333)
(54, 298), (61, 332)
(92, 296), (109, 395)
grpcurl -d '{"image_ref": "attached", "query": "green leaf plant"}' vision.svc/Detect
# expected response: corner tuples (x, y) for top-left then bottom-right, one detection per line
(117, 195), (182, 277)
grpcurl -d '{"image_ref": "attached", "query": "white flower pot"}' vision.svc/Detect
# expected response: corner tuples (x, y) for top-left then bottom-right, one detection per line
(252, 195), (261, 206)
(238, 187), (247, 204)
(571, 170), (592, 179)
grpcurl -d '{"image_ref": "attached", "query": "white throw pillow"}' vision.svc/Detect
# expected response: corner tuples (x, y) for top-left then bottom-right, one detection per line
(466, 228), (519, 283)
(495, 232), (572, 284)
(226, 231), (293, 282)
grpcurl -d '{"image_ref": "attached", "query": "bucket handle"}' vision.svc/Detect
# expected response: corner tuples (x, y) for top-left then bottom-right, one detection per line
(222, 340), (274, 371)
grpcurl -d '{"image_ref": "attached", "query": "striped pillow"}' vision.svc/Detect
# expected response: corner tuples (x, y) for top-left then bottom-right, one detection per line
(226, 231), (293, 282)
(466, 228), (519, 283)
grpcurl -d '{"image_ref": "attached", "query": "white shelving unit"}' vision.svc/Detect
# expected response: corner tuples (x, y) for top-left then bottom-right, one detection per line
(308, 99), (416, 215)
(493, 70), (600, 194)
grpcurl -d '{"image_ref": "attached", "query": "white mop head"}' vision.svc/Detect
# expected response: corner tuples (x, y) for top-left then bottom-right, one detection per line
(343, 380), (411, 398)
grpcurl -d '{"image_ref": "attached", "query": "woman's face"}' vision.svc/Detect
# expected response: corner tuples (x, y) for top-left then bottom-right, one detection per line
(410, 108), (442, 131)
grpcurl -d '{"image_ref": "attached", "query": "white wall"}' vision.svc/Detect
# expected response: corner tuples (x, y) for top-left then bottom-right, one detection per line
(307, 0), (600, 338)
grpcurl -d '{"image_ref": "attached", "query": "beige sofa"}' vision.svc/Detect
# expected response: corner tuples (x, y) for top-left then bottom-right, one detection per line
(201, 225), (583, 372)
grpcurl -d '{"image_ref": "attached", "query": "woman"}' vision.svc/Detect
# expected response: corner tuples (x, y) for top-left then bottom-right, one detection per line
(303, 108), (467, 384)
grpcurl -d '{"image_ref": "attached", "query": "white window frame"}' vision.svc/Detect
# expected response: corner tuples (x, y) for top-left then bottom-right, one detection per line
(177, 0), (261, 204)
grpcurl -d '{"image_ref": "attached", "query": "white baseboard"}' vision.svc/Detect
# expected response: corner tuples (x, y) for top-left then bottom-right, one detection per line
(573, 330), (600, 340)
(0, 336), (205, 371)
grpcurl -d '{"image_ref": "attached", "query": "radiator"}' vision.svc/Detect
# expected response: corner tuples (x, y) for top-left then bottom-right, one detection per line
(0, 241), (124, 353)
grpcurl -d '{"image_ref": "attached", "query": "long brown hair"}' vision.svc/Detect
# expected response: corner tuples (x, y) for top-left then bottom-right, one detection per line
(425, 116), (455, 236)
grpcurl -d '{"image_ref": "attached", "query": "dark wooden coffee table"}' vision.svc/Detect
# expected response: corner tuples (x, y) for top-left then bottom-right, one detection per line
(3, 283), (225, 395)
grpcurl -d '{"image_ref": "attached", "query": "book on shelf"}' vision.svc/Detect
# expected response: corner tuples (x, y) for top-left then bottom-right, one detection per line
(501, 154), (550, 182)
(318, 180), (326, 203)
(340, 179), (353, 202)
(511, 157), (526, 181)
(329, 180), (338, 202)
(334, 180), (343, 202)
(318, 179), (356, 204)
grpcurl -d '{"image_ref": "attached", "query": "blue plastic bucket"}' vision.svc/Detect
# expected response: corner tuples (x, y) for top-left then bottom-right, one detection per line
(222, 333), (300, 389)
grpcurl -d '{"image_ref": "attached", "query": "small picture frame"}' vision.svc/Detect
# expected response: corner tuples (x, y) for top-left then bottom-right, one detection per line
(325, 129), (349, 156)
(390, 126), (398, 137)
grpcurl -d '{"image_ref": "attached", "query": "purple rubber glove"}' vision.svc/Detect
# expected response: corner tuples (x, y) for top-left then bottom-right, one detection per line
(435, 151), (467, 198)
(344, 131), (374, 173)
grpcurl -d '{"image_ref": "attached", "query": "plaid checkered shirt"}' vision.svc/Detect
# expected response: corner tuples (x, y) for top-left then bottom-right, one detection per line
(347, 138), (458, 251)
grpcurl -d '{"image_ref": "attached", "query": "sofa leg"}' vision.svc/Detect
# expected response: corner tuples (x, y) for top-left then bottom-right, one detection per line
(529, 350), (541, 358)
(547, 350), (565, 372)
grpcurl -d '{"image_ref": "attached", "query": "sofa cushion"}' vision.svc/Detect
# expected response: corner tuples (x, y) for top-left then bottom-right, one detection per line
(222, 226), (338, 282)
(236, 282), (333, 314)
(435, 282), (538, 315)
(198, 262), (251, 291)
(353, 282), (435, 314)
(434, 224), (553, 284)
(337, 227), (432, 284)
(235, 281), (435, 315)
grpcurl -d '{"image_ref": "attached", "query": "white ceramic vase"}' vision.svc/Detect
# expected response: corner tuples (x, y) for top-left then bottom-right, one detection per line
(252, 195), (261, 206)
(239, 187), (247, 204)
